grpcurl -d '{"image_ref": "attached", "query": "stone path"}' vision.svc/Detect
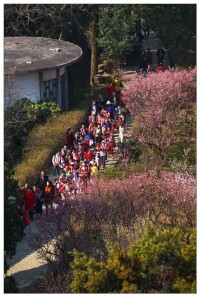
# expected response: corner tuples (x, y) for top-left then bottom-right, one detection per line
(6, 30), (169, 293)
(6, 222), (48, 292)
(122, 29), (169, 81)
(142, 29), (169, 69)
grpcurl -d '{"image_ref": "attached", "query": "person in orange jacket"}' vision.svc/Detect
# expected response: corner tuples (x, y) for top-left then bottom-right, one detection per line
(44, 180), (54, 213)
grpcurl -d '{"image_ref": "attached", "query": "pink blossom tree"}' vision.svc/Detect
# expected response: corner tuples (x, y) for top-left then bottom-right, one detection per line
(28, 171), (196, 263)
(123, 68), (196, 159)
(87, 171), (196, 244)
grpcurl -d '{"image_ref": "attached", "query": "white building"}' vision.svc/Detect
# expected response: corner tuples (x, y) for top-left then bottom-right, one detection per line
(4, 36), (83, 110)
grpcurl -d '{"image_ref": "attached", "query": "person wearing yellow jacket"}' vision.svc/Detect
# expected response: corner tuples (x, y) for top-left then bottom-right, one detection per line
(113, 76), (123, 94)
(90, 163), (99, 177)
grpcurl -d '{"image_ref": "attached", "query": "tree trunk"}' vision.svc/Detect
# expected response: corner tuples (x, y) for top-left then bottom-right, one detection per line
(89, 20), (98, 86)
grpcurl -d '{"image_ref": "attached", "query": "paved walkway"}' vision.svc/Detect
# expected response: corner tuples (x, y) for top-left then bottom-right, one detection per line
(122, 30), (169, 81)
(6, 30), (169, 293)
(142, 29), (169, 69)
(6, 222), (48, 292)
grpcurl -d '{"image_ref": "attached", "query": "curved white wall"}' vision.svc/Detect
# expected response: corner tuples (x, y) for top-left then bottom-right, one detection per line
(4, 67), (68, 109)
(12, 72), (40, 103)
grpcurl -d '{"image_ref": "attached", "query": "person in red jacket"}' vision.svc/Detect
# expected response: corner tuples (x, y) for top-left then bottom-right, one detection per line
(156, 63), (164, 72)
(65, 128), (71, 147)
(83, 149), (94, 163)
(22, 183), (35, 221)
(107, 82), (116, 98)
(22, 206), (30, 227)
(107, 133), (116, 158)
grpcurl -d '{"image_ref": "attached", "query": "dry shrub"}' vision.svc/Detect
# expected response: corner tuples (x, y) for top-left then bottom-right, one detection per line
(14, 109), (87, 185)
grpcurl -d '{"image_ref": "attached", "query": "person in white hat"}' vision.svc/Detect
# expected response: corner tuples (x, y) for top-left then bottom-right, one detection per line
(106, 100), (115, 119)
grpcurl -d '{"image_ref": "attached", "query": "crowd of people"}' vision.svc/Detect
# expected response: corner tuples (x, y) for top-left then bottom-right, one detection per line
(138, 46), (166, 73)
(19, 76), (129, 226)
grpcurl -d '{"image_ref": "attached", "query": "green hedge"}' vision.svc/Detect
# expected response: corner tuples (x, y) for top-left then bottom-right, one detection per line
(101, 163), (151, 181)
(14, 109), (87, 185)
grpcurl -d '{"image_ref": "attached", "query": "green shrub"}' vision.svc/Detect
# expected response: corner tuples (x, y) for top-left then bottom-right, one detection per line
(126, 140), (142, 162)
(14, 109), (87, 185)
(27, 99), (61, 123)
(5, 98), (61, 165)
(101, 163), (150, 181)
(69, 227), (196, 293)
(101, 165), (127, 180)
(4, 164), (24, 257)
(138, 143), (162, 167)
(167, 142), (196, 165)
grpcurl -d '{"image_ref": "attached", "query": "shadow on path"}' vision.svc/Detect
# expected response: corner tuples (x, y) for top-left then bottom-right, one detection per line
(7, 219), (47, 269)
(9, 264), (49, 293)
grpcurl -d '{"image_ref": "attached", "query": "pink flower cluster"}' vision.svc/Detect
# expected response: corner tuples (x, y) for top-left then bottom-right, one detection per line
(87, 170), (196, 228)
(123, 68), (196, 148)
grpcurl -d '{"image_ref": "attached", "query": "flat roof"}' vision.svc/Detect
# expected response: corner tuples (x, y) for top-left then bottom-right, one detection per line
(4, 36), (83, 74)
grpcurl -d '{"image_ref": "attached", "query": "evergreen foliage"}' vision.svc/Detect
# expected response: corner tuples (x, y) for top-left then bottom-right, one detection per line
(4, 165), (24, 293)
(98, 5), (136, 59)
(70, 226), (196, 293)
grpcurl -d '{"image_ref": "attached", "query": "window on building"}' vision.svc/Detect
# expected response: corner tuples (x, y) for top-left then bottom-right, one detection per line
(43, 78), (56, 100)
